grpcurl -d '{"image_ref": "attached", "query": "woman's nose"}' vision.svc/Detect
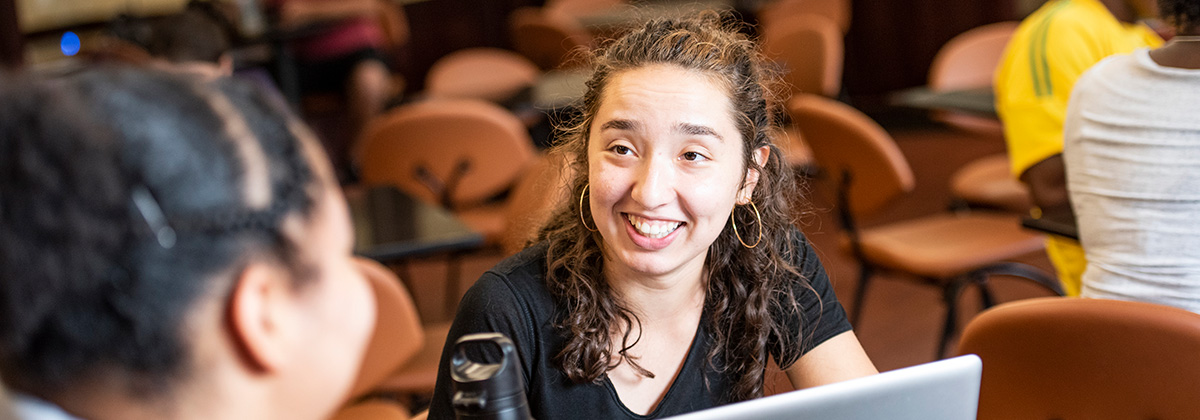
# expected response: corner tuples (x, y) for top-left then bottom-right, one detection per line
(630, 155), (675, 208)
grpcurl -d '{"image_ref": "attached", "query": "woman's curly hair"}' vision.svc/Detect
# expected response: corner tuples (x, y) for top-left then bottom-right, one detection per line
(536, 12), (811, 402)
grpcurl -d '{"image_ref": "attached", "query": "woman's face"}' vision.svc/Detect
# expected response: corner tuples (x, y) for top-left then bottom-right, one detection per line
(587, 64), (762, 280)
(280, 134), (376, 419)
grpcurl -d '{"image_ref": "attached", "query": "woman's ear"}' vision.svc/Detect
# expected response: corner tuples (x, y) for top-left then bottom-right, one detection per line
(738, 146), (771, 205)
(226, 262), (297, 374)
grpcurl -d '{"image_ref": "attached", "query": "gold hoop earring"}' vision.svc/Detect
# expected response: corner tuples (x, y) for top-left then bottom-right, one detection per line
(579, 184), (598, 232)
(731, 200), (763, 249)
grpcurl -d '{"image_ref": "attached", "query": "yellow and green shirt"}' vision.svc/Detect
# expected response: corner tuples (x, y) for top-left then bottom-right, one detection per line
(994, 0), (1161, 296)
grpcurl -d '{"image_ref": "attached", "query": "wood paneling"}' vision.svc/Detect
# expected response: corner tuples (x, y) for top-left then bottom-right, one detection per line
(843, 0), (1018, 108)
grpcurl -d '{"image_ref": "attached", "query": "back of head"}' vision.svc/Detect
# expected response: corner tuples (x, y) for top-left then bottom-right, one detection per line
(1159, 0), (1200, 31)
(0, 65), (318, 402)
(147, 1), (235, 64)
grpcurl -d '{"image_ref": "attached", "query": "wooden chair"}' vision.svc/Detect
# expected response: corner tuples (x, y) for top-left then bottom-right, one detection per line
(425, 48), (541, 104)
(509, 6), (593, 71)
(500, 151), (575, 256)
(787, 94), (1062, 358)
(357, 99), (536, 315)
(757, 0), (852, 35)
(332, 258), (438, 420)
(928, 21), (1031, 213)
(957, 297), (1200, 419)
(357, 98), (537, 241)
(334, 258), (452, 417)
(759, 13), (844, 99)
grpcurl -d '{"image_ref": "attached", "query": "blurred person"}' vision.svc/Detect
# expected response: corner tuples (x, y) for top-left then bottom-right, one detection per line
(995, 0), (1163, 296)
(146, 1), (237, 76)
(0, 65), (374, 420)
(428, 13), (876, 419)
(269, 0), (395, 175)
(1064, 0), (1200, 311)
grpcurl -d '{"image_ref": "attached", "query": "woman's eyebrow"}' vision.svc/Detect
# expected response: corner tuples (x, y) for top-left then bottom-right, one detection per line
(676, 122), (724, 142)
(599, 119), (638, 131)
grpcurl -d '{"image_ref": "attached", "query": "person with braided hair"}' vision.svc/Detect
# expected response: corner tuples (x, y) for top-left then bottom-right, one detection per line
(0, 65), (374, 420)
(428, 13), (876, 419)
(1064, 0), (1200, 312)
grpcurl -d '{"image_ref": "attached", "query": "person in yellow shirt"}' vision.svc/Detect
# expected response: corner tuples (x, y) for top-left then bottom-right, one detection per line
(995, 0), (1163, 296)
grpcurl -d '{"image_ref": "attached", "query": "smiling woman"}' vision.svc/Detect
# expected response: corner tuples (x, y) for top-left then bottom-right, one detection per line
(429, 12), (877, 420)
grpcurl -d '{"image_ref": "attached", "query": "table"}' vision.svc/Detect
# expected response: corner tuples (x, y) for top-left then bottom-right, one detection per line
(891, 86), (997, 118)
(347, 185), (484, 262)
(348, 185), (485, 316)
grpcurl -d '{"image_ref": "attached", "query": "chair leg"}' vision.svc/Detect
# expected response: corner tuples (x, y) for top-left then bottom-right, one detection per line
(979, 262), (1065, 296)
(974, 272), (996, 309)
(851, 262), (874, 325)
(938, 276), (971, 359)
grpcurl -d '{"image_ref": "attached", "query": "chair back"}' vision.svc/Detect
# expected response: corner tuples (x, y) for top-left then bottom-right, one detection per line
(501, 151), (575, 255)
(510, 7), (593, 71)
(347, 258), (424, 400)
(760, 14), (844, 99)
(424, 48), (540, 103)
(928, 21), (1018, 91)
(927, 21), (1017, 138)
(957, 297), (1200, 419)
(787, 94), (914, 220)
(544, 0), (626, 18)
(758, 0), (851, 34)
(358, 99), (536, 208)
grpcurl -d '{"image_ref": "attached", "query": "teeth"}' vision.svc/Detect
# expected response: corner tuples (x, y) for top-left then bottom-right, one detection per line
(626, 214), (682, 239)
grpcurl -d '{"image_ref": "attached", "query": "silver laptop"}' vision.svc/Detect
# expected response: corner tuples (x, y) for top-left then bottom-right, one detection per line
(666, 354), (982, 420)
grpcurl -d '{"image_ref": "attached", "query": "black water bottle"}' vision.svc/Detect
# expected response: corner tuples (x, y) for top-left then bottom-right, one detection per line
(451, 333), (533, 420)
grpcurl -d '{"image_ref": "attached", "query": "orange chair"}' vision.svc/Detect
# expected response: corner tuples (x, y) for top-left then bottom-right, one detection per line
(357, 98), (537, 235)
(331, 258), (429, 420)
(957, 297), (1200, 419)
(543, 0), (626, 19)
(336, 258), (452, 416)
(500, 151), (576, 256)
(425, 48), (541, 104)
(788, 94), (1061, 358)
(757, 0), (851, 35)
(510, 7), (594, 71)
(928, 21), (1031, 213)
(357, 99), (536, 315)
(759, 13), (844, 99)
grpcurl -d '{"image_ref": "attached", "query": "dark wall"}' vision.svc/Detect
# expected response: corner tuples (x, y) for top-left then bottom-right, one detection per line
(843, 0), (1018, 107)
(1, 0), (22, 68)
(399, 0), (542, 90)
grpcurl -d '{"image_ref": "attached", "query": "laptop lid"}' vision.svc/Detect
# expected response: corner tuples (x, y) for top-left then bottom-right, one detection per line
(665, 354), (982, 420)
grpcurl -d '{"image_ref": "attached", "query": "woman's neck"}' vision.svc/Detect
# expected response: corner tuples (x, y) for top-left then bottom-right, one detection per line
(603, 260), (707, 322)
(1150, 32), (1200, 69)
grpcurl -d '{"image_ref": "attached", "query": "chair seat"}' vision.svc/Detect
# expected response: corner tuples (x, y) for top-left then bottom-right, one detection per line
(851, 212), (1045, 280)
(950, 155), (1031, 212)
(426, 48), (540, 103)
(378, 322), (451, 394)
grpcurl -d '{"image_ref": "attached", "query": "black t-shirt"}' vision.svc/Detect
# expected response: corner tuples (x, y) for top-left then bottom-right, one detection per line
(428, 229), (852, 419)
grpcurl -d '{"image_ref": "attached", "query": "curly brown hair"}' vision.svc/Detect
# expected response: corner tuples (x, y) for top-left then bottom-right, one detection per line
(536, 12), (810, 402)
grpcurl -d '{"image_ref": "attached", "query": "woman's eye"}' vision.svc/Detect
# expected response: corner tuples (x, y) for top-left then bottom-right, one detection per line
(612, 145), (632, 155)
(682, 151), (708, 161)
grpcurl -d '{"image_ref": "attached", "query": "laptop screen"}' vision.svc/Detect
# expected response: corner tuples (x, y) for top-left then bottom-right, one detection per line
(665, 355), (982, 420)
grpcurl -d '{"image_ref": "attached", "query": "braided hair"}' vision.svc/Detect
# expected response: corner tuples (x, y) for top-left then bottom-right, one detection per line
(0, 65), (319, 400)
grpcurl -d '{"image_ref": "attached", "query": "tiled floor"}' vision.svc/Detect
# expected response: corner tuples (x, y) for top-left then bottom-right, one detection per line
(390, 113), (1060, 386)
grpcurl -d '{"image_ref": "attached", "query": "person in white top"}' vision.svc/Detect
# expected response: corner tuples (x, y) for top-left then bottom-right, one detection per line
(1064, 0), (1200, 312)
